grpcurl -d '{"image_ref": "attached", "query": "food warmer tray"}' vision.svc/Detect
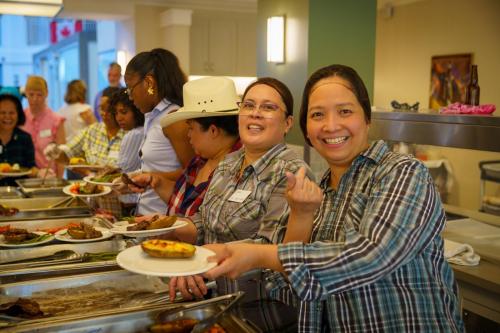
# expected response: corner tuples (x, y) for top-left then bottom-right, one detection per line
(0, 186), (23, 199)
(4, 293), (259, 333)
(0, 216), (112, 232)
(15, 178), (69, 197)
(0, 238), (128, 284)
(0, 196), (90, 221)
(0, 270), (174, 330)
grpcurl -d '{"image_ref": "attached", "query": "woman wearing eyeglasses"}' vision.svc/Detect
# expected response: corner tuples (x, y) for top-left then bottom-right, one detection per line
(203, 65), (464, 332)
(122, 48), (194, 215)
(167, 77), (313, 331)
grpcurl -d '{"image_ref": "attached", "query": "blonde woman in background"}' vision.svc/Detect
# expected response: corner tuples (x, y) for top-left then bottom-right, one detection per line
(59, 80), (96, 142)
(21, 75), (65, 178)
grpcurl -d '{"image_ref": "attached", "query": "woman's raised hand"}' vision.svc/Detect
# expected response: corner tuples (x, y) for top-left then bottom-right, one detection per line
(285, 167), (322, 216)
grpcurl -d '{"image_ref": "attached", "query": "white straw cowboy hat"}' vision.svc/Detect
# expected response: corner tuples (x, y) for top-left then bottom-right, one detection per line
(161, 76), (240, 128)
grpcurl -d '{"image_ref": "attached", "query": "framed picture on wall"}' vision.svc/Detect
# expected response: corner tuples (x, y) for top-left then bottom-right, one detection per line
(429, 53), (472, 109)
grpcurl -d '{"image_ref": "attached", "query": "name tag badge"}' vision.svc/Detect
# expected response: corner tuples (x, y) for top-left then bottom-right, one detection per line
(108, 151), (119, 160)
(39, 129), (52, 138)
(228, 189), (252, 203)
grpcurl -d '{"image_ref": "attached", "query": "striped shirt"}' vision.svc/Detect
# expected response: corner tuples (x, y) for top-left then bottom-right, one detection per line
(117, 126), (143, 173)
(192, 143), (312, 331)
(66, 122), (124, 166)
(269, 140), (464, 332)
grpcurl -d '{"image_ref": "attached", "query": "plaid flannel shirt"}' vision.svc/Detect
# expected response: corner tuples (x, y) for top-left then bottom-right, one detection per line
(66, 122), (124, 165)
(269, 140), (464, 333)
(191, 142), (313, 331)
(167, 141), (242, 218)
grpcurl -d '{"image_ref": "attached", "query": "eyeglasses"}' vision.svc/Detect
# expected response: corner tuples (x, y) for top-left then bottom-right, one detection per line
(126, 78), (144, 96)
(237, 100), (282, 114)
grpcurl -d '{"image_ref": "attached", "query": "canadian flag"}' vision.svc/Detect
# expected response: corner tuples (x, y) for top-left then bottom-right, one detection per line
(50, 20), (83, 44)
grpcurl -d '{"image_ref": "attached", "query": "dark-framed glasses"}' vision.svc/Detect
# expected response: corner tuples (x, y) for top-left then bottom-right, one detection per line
(237, 100), (282, 114)
(126, 78), (144, 96)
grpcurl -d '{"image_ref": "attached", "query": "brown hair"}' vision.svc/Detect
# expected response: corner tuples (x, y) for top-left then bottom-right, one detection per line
(241, 77), (293, 117)
(64, 80), (87, 104)
(299, 64), (371, 146)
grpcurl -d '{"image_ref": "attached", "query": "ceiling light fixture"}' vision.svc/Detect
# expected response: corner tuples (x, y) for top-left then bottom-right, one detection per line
(0, 0), (63, 17)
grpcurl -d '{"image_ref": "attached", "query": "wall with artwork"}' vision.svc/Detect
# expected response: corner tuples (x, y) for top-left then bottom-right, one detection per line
(373, 0), (500, 210)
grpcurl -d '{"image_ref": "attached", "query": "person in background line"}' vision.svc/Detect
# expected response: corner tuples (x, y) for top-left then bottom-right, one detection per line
(120, 48), (194, 215)
(45, 87), (124, 217)
(129, 76), (241, 218)
(44, 87), (123, 175)
(93, 62), (122, 122)
(204, 64), (464, 332)
(59, 79), (96, 142)
(111, 88), (144, 173)
(168, 77), (313, 332)
(0, 94), (36, 186)
(110, 88), (145, 215)
(21, 75), (65, 178)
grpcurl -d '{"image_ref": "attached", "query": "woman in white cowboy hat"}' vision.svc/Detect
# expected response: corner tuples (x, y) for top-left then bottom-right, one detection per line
(129, 76), (241, 217)
(162, 77), (314, 332)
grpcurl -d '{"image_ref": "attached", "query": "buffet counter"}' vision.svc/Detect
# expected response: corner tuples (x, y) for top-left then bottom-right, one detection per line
(443, 204), (500, 324)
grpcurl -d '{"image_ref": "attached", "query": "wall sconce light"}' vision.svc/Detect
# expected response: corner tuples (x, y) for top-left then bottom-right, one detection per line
(267, 16), (285, 64)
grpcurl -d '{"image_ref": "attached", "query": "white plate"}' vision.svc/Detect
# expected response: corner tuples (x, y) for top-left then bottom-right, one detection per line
(0, 232), (54, 248)
(0, 170), (31, 177)
(110, 219), (188, 237)
(66, 164), (105, 171)
(62, 183), (112, 197)
(83, 175), (117, 187)
(54, 227), (114, 243)
(116, 245), (217, 277)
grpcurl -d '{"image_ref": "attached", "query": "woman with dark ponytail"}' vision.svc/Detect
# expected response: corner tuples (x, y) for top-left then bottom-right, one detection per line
(121, 48), (194, 215)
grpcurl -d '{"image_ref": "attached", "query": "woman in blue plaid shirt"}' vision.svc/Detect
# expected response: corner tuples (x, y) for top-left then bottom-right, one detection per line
(205, 65), (464, 332)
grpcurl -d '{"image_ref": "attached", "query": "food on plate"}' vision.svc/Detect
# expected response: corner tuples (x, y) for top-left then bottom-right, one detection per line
(69, 182), (104, 195)
(127, 215), (177, 231)
(0, 298), (44, 319)
(0, 162), (27, 173)
(0, 225), (11, 233)
(121, 173), (145, 188)
(92, 166), (122, 183)
(69, 157), (87, 165)
(38, 222), (80, 234)
(67, 222), (103, 239)
(141, 240), (196, 258)
(149, 319), (226, 333)
(3, 228), (38, 243)
(0, 203), (19, 216)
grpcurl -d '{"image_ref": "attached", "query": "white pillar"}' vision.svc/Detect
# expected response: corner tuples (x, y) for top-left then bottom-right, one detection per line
(160, 8), (193, 75)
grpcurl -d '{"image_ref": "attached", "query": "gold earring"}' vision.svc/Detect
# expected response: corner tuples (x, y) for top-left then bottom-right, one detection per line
(147, 86), (154, 95)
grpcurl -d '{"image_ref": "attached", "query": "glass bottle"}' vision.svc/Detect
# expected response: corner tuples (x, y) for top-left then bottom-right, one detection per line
(465, 65), (480, 106)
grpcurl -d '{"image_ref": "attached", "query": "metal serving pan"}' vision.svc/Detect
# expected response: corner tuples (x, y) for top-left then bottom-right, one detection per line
(5, 293), (259, 333)
(0, 270), (175, 331)
(0, 238), (128, 284)
(0, 186), (23, 199)
(0, 216), (111, 232)
(15, 178), (69, 197)
(0, 196), (90, 221)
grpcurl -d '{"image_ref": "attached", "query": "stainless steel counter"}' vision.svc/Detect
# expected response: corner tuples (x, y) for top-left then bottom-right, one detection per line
(369, 110), (500, 152)
(442, 205), (500, 324)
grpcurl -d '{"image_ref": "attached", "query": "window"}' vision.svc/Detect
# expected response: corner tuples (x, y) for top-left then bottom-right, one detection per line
(25, 16), (50, 46)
